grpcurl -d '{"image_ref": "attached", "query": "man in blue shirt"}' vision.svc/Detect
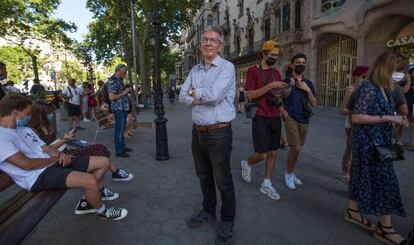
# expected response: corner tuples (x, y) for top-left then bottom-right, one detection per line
(282, 53), (317, 190)
(179, 26), (236, 245)
(107, 64), (133, 158)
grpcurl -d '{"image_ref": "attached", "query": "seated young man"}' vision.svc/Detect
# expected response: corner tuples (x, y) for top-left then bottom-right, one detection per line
(0, 94), (128, 220)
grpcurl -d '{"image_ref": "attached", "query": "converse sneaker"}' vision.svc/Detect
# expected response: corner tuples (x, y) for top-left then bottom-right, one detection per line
(259, 182), (281, 200)
(186, 210), (216, 229)
(291, 173), (302, 185)
(100, 187), (119, 201)
(241, 160), (251, 183)
(284, 173), (296, 190)
(98, 207), (128, 220)
(74, 199), (96, 214)
(112, 168), (134, 182)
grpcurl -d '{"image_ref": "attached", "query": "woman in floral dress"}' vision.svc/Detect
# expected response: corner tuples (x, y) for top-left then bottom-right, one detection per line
(344, 51), (408, 245)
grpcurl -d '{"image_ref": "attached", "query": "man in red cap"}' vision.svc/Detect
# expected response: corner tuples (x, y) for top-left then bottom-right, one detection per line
(339, 65), (369, 184)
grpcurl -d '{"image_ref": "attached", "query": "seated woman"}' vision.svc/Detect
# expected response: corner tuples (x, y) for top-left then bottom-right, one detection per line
(28, 100), (133, 182)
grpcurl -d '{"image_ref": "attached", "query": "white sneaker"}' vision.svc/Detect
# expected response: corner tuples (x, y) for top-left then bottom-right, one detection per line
(259, 182), (281, 200)
(291, 173), (302, 185)
(397, 139), (404, 146)
(241, 160), (251, 182)
(284, 173), (296, 190)
(83, 118), (91, 122)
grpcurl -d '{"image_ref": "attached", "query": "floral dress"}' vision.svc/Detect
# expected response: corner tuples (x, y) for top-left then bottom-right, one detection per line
(349, 80), (405, 216)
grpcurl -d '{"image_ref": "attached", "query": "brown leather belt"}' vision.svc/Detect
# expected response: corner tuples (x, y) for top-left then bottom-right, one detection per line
(193, 122), (231, 132)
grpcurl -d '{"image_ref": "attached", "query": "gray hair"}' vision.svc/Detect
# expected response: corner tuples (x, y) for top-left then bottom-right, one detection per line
(115, 64), (127, 72)
(202, 26), (224, 44)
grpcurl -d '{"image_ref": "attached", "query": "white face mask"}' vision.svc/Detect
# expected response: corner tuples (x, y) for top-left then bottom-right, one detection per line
(392, 72), (405, 82)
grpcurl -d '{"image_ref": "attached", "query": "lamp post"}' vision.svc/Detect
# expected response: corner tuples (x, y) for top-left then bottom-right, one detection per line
(152, 0), (169, 160)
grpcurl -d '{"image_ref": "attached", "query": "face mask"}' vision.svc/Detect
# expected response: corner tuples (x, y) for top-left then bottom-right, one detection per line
(16, 115), (31, 127)
(392, 72), (405, 82)
(265, 57), (277, 66)
(47, 114), (55, 121)
(294, 64), (306, 75)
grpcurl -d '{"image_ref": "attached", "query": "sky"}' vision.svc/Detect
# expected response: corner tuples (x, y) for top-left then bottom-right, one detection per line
(52, 0), (94, 41)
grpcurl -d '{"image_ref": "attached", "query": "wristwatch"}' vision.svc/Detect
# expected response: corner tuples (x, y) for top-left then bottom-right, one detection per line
(188, 87), (195, 96)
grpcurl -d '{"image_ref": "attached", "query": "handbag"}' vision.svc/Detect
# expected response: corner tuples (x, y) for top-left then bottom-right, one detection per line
(374, 142), (404, 162)
(245, 102), (260, 118)
(88, 96), (97, 107)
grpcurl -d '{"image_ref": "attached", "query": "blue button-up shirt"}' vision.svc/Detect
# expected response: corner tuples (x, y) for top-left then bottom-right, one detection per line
(107, 75), (130, 112)
(179, 55), (236, 126)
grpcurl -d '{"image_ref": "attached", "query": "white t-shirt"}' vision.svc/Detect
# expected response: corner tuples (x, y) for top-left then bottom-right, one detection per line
(0, 127), (53, 191)
(63, 86), (82, 105)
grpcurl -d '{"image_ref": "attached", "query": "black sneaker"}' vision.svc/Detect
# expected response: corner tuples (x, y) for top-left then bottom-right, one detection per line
(112, 168), (134, 182)
(116, 152), (130, 158)
(76, 126), (85, 130)
(186, 210), (216, 229)
(98, 207), (128, 220)
(123, 147), (133, 152)
(74, 199), (96, 214)
(100, 187), (119, 201)
(215, 222), (234, 245)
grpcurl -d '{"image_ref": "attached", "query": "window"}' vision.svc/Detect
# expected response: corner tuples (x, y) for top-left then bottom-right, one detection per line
(282, 3), (290, 32)
(274, 9), (280, 35)
(236, 36), (241, 55)
(321, 0), (346, 14)
(248, 29), (254, 52)
(238, 0), (244, 17)
(265, 19), (271, 40)
(207, 15), (213, 26)
(295, 1), (301, 29)
(225, 10), (230, 28)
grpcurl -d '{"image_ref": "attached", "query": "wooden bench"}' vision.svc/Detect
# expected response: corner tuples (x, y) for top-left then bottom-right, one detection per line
(0, 142), (67, 244)
(0, 171), (65, 244)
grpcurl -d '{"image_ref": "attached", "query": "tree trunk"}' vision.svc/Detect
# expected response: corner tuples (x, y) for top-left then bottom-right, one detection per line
(31, 55), (39, 80)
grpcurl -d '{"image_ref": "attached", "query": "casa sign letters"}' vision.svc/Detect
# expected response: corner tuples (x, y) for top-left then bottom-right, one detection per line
(386, 35), (414, 47)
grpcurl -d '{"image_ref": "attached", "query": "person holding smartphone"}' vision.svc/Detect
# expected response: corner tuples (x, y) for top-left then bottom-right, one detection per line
(107, 64), (133, 158)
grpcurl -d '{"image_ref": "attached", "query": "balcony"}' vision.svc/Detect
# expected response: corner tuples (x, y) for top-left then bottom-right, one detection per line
(274, 29), (306, 46)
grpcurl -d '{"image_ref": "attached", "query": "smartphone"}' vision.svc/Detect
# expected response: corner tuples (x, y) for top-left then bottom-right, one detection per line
(70, 128), (77, 134)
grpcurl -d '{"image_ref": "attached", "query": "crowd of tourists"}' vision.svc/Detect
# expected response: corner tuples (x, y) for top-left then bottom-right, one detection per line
(1, 23), (414, 245)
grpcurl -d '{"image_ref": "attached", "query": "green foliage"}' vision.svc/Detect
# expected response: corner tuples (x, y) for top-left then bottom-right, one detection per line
(85, 0), (203, 95)
(1, 0), (77, 79)
(0, 46), (33, 83)
(59, 61), (87, 82)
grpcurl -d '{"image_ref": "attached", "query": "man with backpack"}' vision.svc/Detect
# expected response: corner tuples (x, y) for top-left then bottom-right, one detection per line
(62, 78), (85, 131)
(107, 64), (133, 158)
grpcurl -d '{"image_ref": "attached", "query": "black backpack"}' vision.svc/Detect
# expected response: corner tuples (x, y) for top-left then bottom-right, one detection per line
(102, 84), (111, 106)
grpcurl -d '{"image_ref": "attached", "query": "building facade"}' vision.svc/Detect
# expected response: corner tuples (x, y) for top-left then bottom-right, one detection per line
(177, 0), (414, 107)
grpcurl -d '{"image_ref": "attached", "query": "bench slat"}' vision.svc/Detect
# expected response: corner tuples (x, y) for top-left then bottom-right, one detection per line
(0, 190), (36, 224)
(0, 189), (65, 245)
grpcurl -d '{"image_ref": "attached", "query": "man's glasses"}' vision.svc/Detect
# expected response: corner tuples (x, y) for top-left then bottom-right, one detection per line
(201, 37), (221, 45)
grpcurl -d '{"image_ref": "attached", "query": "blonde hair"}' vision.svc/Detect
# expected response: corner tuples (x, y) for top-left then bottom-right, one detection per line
(367, 51), (401, 90)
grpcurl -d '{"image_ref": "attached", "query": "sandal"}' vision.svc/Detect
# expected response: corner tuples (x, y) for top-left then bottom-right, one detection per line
(373, 222), (407, 245)
(344, 207), (375, 231)
(339, 174), (350, 184)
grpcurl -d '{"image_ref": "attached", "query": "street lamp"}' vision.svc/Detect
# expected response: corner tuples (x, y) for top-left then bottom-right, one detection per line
(152, 0), (169, 160)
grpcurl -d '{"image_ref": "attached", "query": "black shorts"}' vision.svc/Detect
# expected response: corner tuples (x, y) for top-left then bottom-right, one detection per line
(252, 116), (281, 153)
(31, 156), (90, 192)
(67, 103), (81, 117)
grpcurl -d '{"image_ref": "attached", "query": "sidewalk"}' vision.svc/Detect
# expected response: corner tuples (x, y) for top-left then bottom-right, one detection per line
(24, 104), (414, 245)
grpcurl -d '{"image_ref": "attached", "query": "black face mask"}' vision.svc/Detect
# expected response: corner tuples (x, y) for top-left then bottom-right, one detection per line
(265, 57), (277, 66)
(294, 64), (305, 75)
